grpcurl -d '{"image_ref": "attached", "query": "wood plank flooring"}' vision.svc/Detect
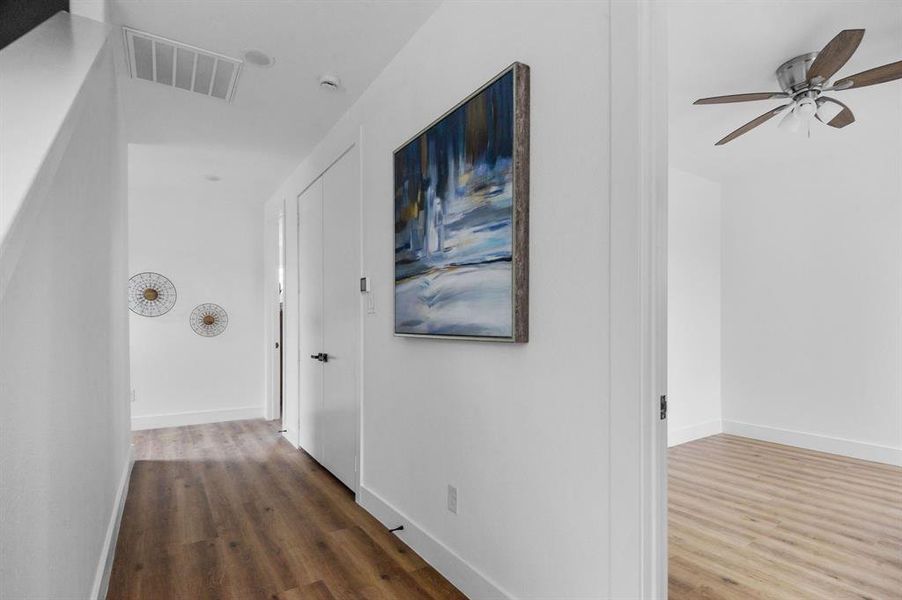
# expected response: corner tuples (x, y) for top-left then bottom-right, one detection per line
(669, 434), (902, 600)
(108, 422), (901, 599)
(107, 419), (466, 600)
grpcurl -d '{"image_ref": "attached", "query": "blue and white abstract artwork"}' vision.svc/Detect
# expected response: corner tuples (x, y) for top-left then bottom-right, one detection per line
(394, 65), (528, 340)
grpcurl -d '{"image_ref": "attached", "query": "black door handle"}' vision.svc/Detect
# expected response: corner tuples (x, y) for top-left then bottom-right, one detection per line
(309, 353), (329, 362)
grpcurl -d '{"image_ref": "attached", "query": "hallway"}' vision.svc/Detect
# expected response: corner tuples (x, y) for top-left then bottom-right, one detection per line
(107, 420), (465, 599)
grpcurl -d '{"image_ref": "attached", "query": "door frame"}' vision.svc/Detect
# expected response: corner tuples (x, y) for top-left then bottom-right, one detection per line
(264, 198), (285, 422)
(290, 134), (364, 494)
(608, 0), (668, 597)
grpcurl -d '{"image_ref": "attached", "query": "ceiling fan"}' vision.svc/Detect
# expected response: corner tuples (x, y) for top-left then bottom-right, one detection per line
(695, 29), (902, 145)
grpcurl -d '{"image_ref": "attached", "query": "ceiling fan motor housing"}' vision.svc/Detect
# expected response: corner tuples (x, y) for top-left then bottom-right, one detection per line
(777, 52), (821, 94)
(695, 29), (902, 144)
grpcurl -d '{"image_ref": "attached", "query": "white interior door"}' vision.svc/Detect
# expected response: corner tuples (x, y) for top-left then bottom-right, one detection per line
(320, 146), (360, 491)
(297, 178), (324, 459)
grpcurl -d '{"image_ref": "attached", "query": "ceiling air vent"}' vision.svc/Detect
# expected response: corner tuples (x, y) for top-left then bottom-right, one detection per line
(122, 27), (242, 102)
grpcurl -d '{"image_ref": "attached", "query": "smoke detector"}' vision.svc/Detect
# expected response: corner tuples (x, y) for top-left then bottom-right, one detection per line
(123, 27), (242, 102)
(319, 75), (341, 91)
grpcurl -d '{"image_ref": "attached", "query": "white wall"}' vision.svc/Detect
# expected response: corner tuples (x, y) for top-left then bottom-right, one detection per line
(721, 149), (902, 465)
(267, 2), (616, 597)
(667, 157), (902, 465)
(70, 0), (112, 23)
(667, 168), (722, 446)
(129, 153), (265, 429)
(0, 14), (131, 599)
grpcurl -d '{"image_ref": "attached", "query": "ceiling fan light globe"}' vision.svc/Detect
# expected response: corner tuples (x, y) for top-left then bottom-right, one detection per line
(796, 98), (817, 118)
(779, 107), (802, 133)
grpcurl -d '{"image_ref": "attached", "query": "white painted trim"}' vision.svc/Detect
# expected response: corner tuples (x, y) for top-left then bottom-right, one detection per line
(91, 446), (134, 599)
(357, 486), (511, 600)
(263, 198), (285, 423)
(131, 406), (263, 430)
(668, 420), (723, 447)
(355, 125), (366, 499)
(609, 0), (668, 597)
(722, 420), (902, 467)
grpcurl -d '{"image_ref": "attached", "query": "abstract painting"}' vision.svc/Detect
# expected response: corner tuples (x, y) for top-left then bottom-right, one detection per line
(394, 63), (529, 342)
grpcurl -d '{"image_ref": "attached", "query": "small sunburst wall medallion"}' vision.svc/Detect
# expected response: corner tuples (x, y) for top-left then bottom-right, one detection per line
(190, 303), (228, 337)
(128, 272), (177, 317)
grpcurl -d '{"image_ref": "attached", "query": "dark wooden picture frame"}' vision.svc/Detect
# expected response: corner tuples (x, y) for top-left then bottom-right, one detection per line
(393, 62), (530, 342)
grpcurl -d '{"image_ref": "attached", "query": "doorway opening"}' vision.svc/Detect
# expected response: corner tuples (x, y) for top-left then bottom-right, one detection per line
(266, 203), (286, 426)
(278, 210), (285, 423)
(666, 2), (902, 598)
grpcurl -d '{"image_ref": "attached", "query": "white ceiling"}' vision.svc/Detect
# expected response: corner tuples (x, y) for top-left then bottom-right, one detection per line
(669, 0), (902, 181)
(112, 0), (440, 203)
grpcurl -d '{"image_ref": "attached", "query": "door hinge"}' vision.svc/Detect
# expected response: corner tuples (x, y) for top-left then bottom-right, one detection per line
(659, 395), (667, 420)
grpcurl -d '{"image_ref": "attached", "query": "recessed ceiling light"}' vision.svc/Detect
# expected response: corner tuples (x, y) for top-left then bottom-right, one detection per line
(242, 49), (274, 68)
(205, 174), (221, 182)
(319, 75), (341, 91)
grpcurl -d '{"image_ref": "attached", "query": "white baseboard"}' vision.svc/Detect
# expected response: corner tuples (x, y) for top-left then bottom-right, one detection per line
(722, 420), (902, 466)
(131, 406), (264, 430)
(668, 419), (722, 447)
(91, 446), (134, 599)
(357, 486), (511, 599)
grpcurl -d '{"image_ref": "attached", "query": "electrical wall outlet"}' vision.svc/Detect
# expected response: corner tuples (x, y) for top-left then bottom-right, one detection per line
(447, 484), (458, 514)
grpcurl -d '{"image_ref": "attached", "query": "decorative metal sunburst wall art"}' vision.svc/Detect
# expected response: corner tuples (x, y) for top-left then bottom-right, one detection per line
(128, 272), (177, 317)
(190, 303), (228, 337)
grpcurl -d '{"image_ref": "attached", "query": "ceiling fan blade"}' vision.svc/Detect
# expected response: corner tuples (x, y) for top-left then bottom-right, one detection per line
(715, 104), (790, 146)
(694, 92), (787, 105)
(817, 97), (855, 128)
(832, 60), (902, 90)
(807, 29), (865, 85)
